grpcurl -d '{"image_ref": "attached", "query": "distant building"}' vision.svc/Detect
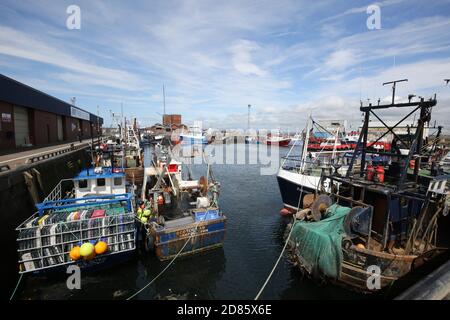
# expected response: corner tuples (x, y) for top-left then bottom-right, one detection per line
(163, 114), (181, 127)
(0, 74), (103, 149)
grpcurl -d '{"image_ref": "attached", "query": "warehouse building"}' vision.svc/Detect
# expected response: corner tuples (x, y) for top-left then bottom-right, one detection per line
(0, 74), (103, 150)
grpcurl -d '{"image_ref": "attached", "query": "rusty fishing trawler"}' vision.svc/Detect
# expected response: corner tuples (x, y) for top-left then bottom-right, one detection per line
(286, 80), (450, 292)
(137, 141), (226, 261)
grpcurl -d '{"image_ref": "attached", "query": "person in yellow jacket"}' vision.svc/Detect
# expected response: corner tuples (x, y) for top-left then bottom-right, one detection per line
(137, 200), (154, 224)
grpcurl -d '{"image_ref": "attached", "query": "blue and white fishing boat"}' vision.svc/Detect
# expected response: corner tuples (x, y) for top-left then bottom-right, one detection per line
(16, 164), (137, 274)
(140, 144), (226, 260)
(179, 124), (208, 145)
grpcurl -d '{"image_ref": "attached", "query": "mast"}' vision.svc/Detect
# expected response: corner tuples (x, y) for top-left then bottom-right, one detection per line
(247, 104), (251, 131)
(300, 116), (311, 172)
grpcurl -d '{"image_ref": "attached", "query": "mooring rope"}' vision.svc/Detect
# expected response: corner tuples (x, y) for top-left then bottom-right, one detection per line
(254, 216), (296, 300)
(255, 182), (304, 300)
(126, 211), (210, 300)
(9, 273), (23, 301)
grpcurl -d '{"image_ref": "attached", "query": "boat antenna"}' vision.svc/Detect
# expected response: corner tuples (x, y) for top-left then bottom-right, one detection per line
(383, 79), (408, 105)
(247, 104), (251, 132)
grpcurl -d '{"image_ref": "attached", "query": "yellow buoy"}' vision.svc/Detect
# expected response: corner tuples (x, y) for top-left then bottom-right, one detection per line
(95, 241), (108, 255)
(69, 246), (81, 261)
(356, 243), (365, 250)
(80, 243), (94, 257)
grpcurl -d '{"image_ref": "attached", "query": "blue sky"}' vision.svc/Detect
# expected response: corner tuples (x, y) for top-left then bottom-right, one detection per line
(1, 0), (450, 130)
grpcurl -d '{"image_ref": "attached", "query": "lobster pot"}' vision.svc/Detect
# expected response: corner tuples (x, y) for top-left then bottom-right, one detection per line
(16, 206), (136, 274)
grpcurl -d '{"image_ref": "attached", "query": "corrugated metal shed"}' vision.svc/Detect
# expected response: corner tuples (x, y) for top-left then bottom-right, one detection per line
(0, 74), (103, 125)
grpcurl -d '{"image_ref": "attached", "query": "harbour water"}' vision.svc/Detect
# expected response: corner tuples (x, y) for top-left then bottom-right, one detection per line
(17, 144), (365, 300)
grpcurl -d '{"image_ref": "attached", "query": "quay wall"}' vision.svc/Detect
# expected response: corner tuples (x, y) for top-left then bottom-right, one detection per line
(0, 148), (91, 299)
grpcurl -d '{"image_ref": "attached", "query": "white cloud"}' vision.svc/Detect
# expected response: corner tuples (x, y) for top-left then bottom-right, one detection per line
(230, 40), (266, 76)
(325, 49), (358, 70)
(0, 0), (449, 131)
(322, 0), (406, 23)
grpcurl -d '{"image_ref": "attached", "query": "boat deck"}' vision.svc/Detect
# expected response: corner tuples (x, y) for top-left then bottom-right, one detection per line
(164, 216), (195, 229)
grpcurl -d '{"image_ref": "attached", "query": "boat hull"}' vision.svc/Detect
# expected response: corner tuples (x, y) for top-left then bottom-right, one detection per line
(180, 135), (208, 145)
(267, 139), (291, 147)
(276, 168), (319, 211)
(151, 217), (227, 261)
(24, 249), (135, 276)
(289, 239), (447, 293)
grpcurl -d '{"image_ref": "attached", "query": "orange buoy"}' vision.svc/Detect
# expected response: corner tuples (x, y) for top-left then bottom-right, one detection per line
(69, 246), (81, 261)
(356, 243), (365, 250)
(95, 241), (108, 255)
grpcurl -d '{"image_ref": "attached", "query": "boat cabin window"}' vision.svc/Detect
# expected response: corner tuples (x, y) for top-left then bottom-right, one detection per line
(97, 178), (106, 187)
(114, 177), (123, 186)
(78, 179), (88, 189)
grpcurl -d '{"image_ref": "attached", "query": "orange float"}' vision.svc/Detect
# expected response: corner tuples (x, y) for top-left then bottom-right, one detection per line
(69, 246), (81, 261)
(95, 241), (108, 255)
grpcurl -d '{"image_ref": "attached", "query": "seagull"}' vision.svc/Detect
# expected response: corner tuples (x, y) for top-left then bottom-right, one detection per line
(445, 79), (450, 85)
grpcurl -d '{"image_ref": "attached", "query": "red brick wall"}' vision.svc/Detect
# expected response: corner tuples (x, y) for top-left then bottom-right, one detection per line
(32, 110), (58, 145)
(0, 101), (15, 149)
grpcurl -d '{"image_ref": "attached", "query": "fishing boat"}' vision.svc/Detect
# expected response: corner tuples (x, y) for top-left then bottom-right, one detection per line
(179, 124), (208, 145)
(265, 134), (291, 147)
(16, 161), (137, 274)
(277, 117), (354, 213)
(139, 144), (226, 260)
(286, 85), (450, 293)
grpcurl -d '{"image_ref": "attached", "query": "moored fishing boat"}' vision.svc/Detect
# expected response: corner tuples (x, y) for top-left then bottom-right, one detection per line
(16, 163), (136, 274)
(266, 134), (291, 147)
(138, 144), (226, 260)
(277, 117), (356, 213)
(286, 86), (450, 293)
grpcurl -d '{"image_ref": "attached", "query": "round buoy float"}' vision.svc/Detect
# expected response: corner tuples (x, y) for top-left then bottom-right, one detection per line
(95, 241), (108, 255)
(356, 243), (365, 250)
(80, 243), (94, 257)
(69, 246), (81, 261)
